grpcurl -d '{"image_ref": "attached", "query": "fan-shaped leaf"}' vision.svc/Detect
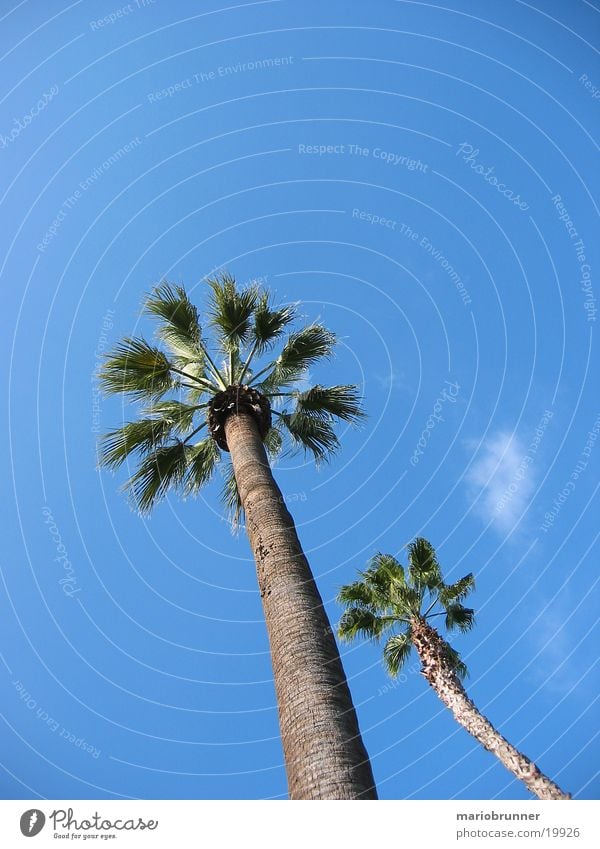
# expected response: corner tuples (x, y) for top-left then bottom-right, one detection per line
(369, 553), (406, 586)
(439, 573), (475, 606)
(99, 418), (174, 469)
(279, 410), (339, 463)
(257, 324), (336, 391)
(445, 604), (475, 633)
(338, 608), (387, 641)
(221, 462), (243, 530)
(207, 272), (258, 352)
(144, 283), (203, 361)
(408, 537), (442, 591)
(184, 438), (220, 494)
(383, 631), (413, 677)
(293, 384), (364, 423)
(125, 442), (188, 513)
(263, 426), (284, 459)
(337, 580), (383, 611)
(252, 292), (295, 352)
(99, 337), (174, 399)
(144, 400), (201, 433)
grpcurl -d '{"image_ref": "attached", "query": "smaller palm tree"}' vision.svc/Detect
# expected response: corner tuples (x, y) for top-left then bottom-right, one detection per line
(338, 538), (570, 800)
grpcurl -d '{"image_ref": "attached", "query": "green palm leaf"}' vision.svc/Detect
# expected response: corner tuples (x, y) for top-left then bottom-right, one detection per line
(408, 537), (443, 591)
(208, 272), (258, 352)
(291, 384), (365, 423)
(360, 558), (418, 615)
(444, 603), (475, 633)
(439, 573), (475, 606)
(221, 461), (243, 529)
(184, 438), (220, 494)
(126, 442), (189, 513)
(99, 337), (174, 399)
(337, 580), (383, 611)
(144, 283), (203, 361)
(252, 292), (296, 352)
(263, 426), (284, 459)
(256, 324), (336, 392)
(144, 400), (202, 433)
(338, 607), (387, 641)
(369, 553), (407, 587)
(279, 410), (340, 463)
(99, 418), (175, 469)
(383, 631), (413, 677)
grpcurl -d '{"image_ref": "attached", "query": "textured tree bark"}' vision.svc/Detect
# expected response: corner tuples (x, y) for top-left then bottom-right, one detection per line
(224, 412), (377, 800)
(410, 619), (570, 800)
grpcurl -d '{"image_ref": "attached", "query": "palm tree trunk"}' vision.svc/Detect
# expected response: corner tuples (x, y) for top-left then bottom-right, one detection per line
(224, 411), (377, 799)
(410, 618), (570, 800)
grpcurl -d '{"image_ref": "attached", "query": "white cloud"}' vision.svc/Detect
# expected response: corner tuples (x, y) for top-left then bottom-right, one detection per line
(373, 370), (410, 392)
(465, 431), (535, 532)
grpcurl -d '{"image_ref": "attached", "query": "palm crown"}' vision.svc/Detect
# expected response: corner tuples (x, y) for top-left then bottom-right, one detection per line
(338, 538), (475, 679)
(98, 273), (364, 519)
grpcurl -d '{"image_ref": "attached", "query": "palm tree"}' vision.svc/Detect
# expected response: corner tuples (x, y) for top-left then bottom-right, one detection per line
(98, 273), (377, 800)
(338, 538), (570, 800)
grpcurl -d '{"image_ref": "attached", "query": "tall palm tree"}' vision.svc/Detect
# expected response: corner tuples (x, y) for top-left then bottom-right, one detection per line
(98, 273), (377, 800)
(338, 538), (570, 800)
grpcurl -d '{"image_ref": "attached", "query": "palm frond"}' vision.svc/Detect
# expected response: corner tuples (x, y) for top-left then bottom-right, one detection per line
(360, 556), (419, 616)
(178, 359), (218, 392)
(144, 283), (204, 362)
(99, 418), (174, 469)
(337, 580), (382, 610)
(278, 410), (339, 463)
(225, 347), (244, 385)
(143, 400), (201, 434)
(263, 426), (284, 459)
(444, 604), (475, 633)
(369, 553), (406, 586)
(338, 607), (387, 641)
(407, 537), (443, 591)
(290, 384), (365, 423)
(383, 631), (413, 677)
(439, 573), (475, 606)
(99, 337), (174, 399)
(252, 292), (296, 352)
(184, 438), (220, 494)
(221, 462), (243, 529)
(125, 442), (188, 513)
(256, 324), (336, 391)
(207, 272), (258, 352)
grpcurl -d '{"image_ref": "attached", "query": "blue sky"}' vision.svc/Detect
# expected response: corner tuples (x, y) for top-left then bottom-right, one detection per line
(0, 0), (598, 801)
